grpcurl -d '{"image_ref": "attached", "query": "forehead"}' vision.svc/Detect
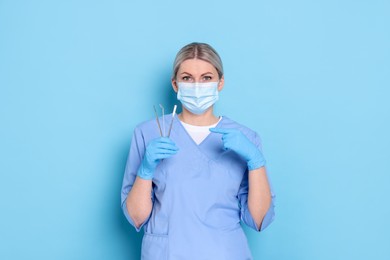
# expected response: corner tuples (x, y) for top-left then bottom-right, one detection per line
(178, 59), (217, 74)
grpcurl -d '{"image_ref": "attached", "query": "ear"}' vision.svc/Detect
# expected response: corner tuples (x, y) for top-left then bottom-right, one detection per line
(171, 78), (178, 93)
(218, 76), (225, 91)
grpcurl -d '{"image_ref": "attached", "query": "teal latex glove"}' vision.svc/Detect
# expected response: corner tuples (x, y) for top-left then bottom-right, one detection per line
(209, 128), (265, 170)
(137, 137), (179, 180)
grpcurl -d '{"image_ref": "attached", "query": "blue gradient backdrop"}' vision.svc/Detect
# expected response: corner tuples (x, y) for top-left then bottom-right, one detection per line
(1, 0), (389, 259)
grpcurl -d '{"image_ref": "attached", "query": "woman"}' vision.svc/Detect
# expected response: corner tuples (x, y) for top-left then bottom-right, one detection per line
(121, 42), (275, 259)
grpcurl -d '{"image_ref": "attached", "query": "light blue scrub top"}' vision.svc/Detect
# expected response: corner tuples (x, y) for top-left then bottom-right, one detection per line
(121, 115), (275, 260)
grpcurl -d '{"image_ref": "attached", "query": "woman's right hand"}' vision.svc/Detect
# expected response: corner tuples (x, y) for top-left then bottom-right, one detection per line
(137, 137), (179, 180)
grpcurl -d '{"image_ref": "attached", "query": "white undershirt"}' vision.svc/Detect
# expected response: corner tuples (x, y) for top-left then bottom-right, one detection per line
(180, 117), (222, 145)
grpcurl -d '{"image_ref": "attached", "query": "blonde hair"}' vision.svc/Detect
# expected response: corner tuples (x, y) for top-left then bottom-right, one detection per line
(172, 42), (224, 80)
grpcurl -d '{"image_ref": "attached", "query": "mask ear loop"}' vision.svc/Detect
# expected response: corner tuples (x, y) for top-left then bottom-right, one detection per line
(174, 81), (178, 92)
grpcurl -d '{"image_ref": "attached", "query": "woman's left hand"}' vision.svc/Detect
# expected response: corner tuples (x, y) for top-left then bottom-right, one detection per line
(209, 128), (266, 170)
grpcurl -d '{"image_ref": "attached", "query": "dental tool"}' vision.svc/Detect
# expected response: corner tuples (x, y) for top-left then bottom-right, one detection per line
(167, 105), (177, 138)
(159, 104), (165, 137)
(154, 104), (177, 137)
(153, 105), (163, 137)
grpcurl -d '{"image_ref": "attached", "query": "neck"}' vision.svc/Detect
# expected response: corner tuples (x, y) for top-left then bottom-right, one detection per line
(179, 107), (219, 126)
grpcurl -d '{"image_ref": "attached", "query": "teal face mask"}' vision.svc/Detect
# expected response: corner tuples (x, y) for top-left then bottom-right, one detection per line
(177, 82), (219, 115)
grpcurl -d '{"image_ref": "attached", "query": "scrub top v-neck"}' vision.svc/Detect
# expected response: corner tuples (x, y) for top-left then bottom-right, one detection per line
(121, 114), (275, 260)
(179, 116), (222, 145)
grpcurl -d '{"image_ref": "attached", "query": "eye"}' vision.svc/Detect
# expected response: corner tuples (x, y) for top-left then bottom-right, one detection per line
(202, 76), (212, 81)
(182, 76), (192, 81)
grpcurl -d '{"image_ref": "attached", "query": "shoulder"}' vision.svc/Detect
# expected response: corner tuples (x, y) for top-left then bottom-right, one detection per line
(135, 117), (157, 132)
(220, 116), (257, 136)
(133, 117), (159, 139)
(133, 114), (174, 141)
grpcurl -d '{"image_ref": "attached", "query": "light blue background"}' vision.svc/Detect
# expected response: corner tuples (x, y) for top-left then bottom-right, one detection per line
(1, 0), (389, 259)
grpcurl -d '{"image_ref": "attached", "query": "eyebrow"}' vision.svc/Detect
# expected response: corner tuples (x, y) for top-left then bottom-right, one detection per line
(179, 72), (214, 76)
